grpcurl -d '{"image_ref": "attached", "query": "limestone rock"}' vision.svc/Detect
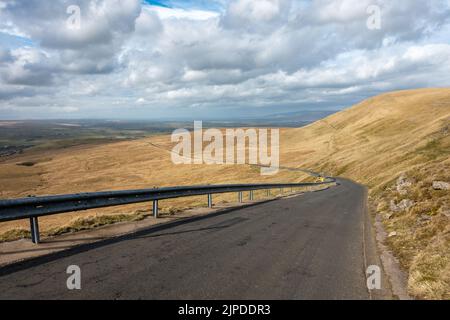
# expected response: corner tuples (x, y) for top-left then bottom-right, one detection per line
(396, 173), (413, 195)
(439, 207), (450, 218)
(390, 199), (414, 212)
(432, 181), (450, 190)
(388, 231), (397, 238)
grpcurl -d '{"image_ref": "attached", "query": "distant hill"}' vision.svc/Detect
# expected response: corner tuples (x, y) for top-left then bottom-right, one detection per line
(200, 110), (337, 128)
(266, 110), (337, 122)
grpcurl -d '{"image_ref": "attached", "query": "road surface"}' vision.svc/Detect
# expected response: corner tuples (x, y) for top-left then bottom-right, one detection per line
(0, 179), (391, 299)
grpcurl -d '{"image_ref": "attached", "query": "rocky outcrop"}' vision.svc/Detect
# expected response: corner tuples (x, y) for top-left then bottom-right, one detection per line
(432, 181), (450, 190)
(396, 173), (414, 195)
(390, 199), (415, 212)
(439, 206), (450, 218)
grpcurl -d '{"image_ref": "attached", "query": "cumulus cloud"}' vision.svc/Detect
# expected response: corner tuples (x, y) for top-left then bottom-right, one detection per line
(0, 0), (141, 75)
(0, 0), (449, 118)
(221, 0), (292, 33)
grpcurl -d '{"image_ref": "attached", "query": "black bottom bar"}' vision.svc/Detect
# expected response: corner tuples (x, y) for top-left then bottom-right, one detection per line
(0, 300), (433, 317)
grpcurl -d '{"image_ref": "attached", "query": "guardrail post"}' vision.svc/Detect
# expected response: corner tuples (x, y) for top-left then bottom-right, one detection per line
(30, 217), (40, 244)
(267, 189), (270, 197)
(207, 194), (212, 208)
(153, 200), (159, 218)
(249, 190), (254, 201)
(238, 192), (243, 203)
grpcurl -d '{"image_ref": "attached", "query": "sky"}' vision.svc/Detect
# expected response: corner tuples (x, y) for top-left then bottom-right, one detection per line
(0, 0), (449, 120)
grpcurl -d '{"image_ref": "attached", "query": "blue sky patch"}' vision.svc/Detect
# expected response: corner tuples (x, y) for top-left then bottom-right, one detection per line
(0, 33), (36, 50)
(143, 0), (224, 12)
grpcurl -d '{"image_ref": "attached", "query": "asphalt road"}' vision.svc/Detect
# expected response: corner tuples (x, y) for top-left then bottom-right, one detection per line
(0, 179), (391, 299)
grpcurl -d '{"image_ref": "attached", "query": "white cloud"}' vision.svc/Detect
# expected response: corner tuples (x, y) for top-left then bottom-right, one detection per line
(151, 6), (219, 20)
(136, 97), (148, 105)
(0, 0), (450, 118)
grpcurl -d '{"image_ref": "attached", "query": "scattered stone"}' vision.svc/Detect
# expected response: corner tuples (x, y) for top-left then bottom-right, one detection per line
(439, 207), (450, 218)
(388, 231), (397, 238)
(389, 200), (397, 212)
(399, 199), (415, 211)
(390, 199), (415, 212)
(432, 181), (450, 190)
(396, 173), (413, 195)
(418, 214), (432, 223)
(384, 213), (393, 220)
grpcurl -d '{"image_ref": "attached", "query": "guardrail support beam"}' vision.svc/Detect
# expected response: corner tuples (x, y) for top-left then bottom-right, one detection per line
(207, 194), (212, 208)
(153, 200), (159, 218)
(0, 179), (336, 228)
(30, 217), (40, 244)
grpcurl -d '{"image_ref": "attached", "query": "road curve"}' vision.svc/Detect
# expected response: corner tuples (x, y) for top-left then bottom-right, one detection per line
(0, 179), (391, 300)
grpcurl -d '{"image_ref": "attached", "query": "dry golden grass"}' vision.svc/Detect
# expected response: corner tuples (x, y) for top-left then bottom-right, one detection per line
(376, 161), (450, 299)
(279, 88), (450, 299)
(0, 87), (448, 298)
(0, 131), (312, 236)
(281, 88), (450, 187)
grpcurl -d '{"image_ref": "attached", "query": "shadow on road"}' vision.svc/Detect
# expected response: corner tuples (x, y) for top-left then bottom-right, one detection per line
(0, 199), (274, 276)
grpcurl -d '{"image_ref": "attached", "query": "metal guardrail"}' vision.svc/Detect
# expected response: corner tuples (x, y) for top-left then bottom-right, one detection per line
(0, 177), (335, 244)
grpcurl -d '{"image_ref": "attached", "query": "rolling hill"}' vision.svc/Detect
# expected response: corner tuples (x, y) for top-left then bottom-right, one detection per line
(0, 88), (448, 298)
(282, 88), (449, 187)
(281, 88), (450, 299)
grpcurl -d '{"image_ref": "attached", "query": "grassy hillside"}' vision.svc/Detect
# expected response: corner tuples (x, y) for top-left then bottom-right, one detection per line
(281, 88), (450, 299)
(0, 132), (313, 238)
(282, 88), (449, 186)
(0, 88), (448, 298)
